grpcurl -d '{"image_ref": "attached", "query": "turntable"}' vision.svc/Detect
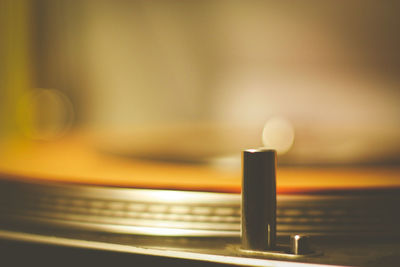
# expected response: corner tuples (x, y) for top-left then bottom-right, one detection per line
(0, 137), (399, 266)
(2, 1), (400, 265)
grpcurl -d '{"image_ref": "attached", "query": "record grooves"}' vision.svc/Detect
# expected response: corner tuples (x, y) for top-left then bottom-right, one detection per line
(0, 176), (399, 238)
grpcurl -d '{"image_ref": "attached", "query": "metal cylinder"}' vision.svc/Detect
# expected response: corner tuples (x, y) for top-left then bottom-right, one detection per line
(241, 148), (277, 251)
(290, 235), (311, 255)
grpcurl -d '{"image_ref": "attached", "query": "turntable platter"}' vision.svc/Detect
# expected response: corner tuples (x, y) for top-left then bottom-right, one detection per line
(0, 137), (399, 193)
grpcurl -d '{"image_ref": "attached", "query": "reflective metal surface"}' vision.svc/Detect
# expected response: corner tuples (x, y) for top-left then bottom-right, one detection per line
(0, 230), (334, 267)
(0, 177), (400, 266)
(242, 149), (277, 250)
(291, 235), (312, 255)
(0, 178), (400, 237)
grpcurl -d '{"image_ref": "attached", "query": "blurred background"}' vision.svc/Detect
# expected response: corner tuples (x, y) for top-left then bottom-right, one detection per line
(1, 0), (400, 168)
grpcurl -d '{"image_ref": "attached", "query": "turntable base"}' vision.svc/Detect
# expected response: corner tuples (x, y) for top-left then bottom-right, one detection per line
(1, 217), (400, 267)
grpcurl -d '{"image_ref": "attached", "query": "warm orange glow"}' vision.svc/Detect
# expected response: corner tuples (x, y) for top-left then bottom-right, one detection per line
(0, 137), (399, 194)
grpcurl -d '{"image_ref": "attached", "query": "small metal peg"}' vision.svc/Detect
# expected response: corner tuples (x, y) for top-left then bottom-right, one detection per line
(291, 235), (312, 255)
